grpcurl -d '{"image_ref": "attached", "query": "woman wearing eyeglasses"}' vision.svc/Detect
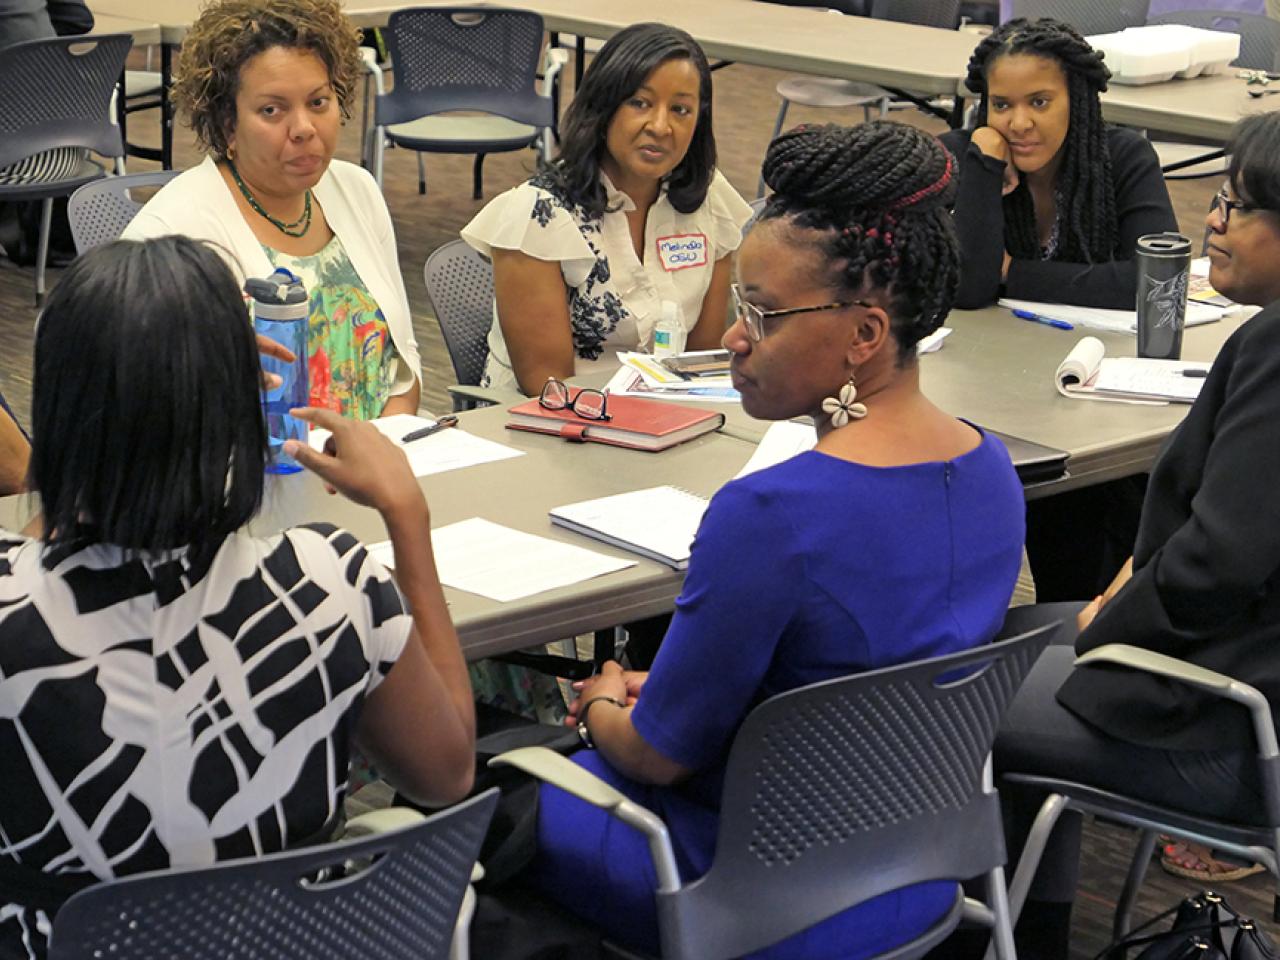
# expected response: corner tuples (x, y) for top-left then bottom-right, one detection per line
(460, 22), (752, 396)
(990, 111), (1280, 958)
(522, 122), (1026, 959)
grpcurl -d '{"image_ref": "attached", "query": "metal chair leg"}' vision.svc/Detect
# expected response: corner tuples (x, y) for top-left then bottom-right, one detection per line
(34, 197), (53, 306)
(1114, 829), (1157, 942)
(472, 153), (485, 199)
(417, 152), (426, 195)
(360, 73), (371, 169)
(986, 864), (1017, 960)
(758, 99), (790, 198)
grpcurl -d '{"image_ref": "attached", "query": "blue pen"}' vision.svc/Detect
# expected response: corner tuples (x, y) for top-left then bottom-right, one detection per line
(1012, 309), (1074, 331)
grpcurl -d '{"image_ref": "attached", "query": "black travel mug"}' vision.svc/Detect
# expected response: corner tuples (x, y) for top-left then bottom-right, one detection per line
(1135, 232), (1193, 360)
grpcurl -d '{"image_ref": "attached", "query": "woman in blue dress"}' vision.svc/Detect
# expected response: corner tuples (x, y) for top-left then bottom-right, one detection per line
(529, 120), (1028, 958)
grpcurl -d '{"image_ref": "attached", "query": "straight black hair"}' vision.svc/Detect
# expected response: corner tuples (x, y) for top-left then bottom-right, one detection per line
(31, 236), (267, 556)
(542, 22), (716, 218)
(1228, 112), (1280, 211)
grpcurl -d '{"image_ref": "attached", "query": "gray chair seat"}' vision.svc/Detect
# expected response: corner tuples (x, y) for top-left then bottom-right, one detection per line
(387, 114), (537, 153)
(775, 76), (888, 107)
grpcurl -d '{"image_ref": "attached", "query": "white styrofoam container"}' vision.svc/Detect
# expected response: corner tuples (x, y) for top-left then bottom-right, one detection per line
(1087, 25), (1241, 85)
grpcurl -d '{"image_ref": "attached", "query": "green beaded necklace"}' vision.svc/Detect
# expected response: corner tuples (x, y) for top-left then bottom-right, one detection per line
(227, 159), (312, 237)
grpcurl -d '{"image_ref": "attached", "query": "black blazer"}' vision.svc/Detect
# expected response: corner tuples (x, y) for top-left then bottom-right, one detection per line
(1057, 302), (1280, 752)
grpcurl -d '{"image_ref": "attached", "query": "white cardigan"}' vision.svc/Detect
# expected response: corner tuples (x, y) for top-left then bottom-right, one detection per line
(123, 157), (422, 396)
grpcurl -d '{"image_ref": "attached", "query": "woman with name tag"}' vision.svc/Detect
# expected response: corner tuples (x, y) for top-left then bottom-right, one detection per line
(461, 22), (753, 395)
(522, 121), (1026, 959)
(988, 111), (1280, 958)
(941, 18), (1177, 310)
(0, 237), (473, 960)
(124, 0), (422, 421)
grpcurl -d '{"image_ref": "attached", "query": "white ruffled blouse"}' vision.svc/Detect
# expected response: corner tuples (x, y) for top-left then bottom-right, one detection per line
(461, 169), (753, 391)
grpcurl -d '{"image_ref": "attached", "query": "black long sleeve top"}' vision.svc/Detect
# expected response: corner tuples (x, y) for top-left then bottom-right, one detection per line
(938, 126), (1178, 310)
(1057, 302), (1280, 752)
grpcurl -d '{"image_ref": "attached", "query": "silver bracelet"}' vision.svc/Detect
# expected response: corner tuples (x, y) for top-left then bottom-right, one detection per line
(576, 695), (627, 749)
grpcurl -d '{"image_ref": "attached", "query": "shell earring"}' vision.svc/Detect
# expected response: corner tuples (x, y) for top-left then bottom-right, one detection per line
(822, 373), (868, 428)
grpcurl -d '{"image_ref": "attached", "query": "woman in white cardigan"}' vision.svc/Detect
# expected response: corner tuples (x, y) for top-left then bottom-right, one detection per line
(124, 0), (421, 420)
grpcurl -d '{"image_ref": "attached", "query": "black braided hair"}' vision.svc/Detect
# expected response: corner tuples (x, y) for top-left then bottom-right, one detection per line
(759, 120), (959, 363)
(965, 18), (1117, 264)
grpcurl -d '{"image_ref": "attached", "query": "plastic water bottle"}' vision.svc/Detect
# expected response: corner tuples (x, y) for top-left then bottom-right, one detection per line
(652, 300), (687, 358)
(246, 269), (309, 474)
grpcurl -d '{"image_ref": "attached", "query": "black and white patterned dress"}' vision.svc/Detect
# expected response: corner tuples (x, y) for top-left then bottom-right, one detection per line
(0, 523), (411, 960)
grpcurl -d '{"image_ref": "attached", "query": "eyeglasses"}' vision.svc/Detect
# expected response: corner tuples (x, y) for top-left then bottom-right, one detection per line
(539, 377), (611, 421)
(730, 283), (870, 342)
(1212, 186), (1262, 226)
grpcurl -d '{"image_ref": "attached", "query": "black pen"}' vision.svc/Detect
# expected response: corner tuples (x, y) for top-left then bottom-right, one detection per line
(401, 415), (459, 443)
(1179, 369), (1209, 378)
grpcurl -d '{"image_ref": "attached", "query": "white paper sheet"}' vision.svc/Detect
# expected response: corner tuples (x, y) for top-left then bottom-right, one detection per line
(368, 517), (636, 602)
(603, 365), (741, 403)
(308, 413), (523, 478)
(734, 421), (818, 479)
(999, 298), (1227, 334)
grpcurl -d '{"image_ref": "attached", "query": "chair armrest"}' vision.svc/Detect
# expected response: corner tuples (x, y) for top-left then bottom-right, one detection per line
(541, 47), (570, 98)
(447, 384), (506, 410)
(343, 805), (426, 838)
(361, 46), (385, 96)
(489, 746), (682, 892)
(1076, 643), (1279, 758)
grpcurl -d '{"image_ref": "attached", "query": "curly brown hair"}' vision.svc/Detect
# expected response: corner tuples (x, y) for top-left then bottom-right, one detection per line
(171, 0), (364, 159)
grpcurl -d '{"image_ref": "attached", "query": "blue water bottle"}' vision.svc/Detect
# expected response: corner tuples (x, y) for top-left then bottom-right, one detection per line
(246, 269), (309, 474)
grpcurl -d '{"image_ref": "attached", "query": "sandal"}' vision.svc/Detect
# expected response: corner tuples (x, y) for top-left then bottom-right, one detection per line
(1160, 837), (1266, 883)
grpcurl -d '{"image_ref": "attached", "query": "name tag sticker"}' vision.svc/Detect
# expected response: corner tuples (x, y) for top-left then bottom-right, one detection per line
(656, 233), (708, 272)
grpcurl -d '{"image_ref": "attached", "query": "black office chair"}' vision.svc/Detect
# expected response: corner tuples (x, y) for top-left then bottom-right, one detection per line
(0, 33), (132, 304)
(990, 602), (1280, 943)
(369, 8), (566, 198)
(494, 626), (1057, 960)
(49, 790), (498, 960)
(67, 169), (179, 254)
(1007, 0), (1150, 35)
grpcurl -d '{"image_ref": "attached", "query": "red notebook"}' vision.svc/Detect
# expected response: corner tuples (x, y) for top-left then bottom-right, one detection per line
(506, 395), (725, 451)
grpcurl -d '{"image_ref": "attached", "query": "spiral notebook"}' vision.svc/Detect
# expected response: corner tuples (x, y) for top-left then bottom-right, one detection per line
(549, 485), (710, 570)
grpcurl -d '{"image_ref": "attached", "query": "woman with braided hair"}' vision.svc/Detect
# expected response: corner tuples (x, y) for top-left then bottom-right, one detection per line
(941, 17), (1177, 309)
(522, 120), (1025, 959)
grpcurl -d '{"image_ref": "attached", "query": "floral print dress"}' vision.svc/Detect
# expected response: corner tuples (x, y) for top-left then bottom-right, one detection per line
(266, 236), (400, 420)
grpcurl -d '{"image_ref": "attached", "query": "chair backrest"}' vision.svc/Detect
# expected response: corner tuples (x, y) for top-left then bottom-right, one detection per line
(49, 790), (498, 960)
(869, 0), (964, 29)
(378, 8), (552, 129)
(1007, 0), (1151, 34)
(0, 34), (132, 169)
(423, 239), (495, 387)
(741, 196), (768, 240)
(657, 626), (1056, 960)
(68, 170), (180, 254)
(1149, 9), (1280, 71)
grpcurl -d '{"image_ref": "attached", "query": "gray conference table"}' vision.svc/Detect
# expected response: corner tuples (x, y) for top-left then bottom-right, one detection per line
(0, 304), (1244, 660)
(94, 12), (162, 44)
(89, 0), (978, 165)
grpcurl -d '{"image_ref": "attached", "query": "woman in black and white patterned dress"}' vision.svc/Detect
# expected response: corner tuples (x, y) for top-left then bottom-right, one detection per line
(0, 236), (475, 960)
